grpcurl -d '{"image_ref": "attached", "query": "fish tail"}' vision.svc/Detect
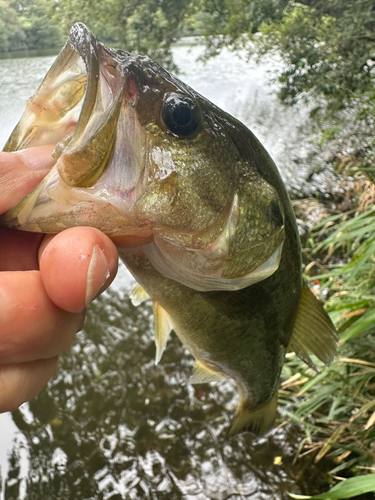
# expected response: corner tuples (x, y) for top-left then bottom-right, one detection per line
(228, 393), (278, 437)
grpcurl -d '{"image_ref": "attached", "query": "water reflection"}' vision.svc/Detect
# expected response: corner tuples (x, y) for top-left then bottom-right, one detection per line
(3, 274), (323, 499)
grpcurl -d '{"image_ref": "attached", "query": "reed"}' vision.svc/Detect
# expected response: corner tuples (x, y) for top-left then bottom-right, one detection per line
(280, 198), (375, 482)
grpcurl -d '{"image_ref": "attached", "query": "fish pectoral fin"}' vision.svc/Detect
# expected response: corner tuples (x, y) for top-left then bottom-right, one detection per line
(229, 393), (278, 437)
(289, 281), (337, 370)
(189, 361), (224, 384)
(129, 284), (150, 306)
(152, 301), (172, 365)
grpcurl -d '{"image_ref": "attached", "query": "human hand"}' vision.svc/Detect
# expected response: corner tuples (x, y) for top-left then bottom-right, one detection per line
(0, 146), (118, 413)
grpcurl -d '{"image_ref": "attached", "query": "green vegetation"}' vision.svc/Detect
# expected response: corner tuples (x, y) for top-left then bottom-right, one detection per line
(0, 0), (26, 51)
(289, 475), (375, 500)
(279, 184), (375, 485)
(0, 0), (64, 52)
(52, 0), (194, 69)
(289, 474), (375, 499)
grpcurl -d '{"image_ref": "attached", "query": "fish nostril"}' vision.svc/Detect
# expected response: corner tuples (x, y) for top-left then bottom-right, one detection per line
(125, 77), (138, 103)
(268, 201), (284, 228)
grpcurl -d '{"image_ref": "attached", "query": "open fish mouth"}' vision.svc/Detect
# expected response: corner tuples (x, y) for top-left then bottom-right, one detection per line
(2, 23), (286, 291)
(2, 23), (150, 236)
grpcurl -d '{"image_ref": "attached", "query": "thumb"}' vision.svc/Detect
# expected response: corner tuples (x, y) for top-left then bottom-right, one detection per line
(0, 145), (56, 215)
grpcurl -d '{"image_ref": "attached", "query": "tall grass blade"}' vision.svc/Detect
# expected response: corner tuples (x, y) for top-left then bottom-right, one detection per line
(340, 308), (375, 342)
(288, 474), (375, 499)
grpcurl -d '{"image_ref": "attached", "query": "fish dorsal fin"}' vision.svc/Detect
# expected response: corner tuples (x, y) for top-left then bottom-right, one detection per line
(229, 392), (278, 437)
(130, 284), (149, 306)
(152, 301), (172, 365)
(289, 281), (337, 370)
(189, 361), (224, 384)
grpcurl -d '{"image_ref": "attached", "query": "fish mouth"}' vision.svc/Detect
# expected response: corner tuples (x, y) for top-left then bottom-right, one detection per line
(1, 23), (286, 291)
(2, 23), (150, 237)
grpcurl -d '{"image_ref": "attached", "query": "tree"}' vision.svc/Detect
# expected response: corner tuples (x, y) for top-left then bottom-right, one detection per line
(53, 0), (195, 68)
(195, 0), (375, 173)
(10, 0), (64, 49)
(0, 0), (26, 51)
(197, 0), (375, 109)
(51, 1), (375, 118)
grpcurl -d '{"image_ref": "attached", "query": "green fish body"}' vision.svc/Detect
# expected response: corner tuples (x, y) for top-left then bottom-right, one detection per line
(1, 23), (336, 435)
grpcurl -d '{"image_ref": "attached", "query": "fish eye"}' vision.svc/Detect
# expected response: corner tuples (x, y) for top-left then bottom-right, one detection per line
(162, 93), (200, 137)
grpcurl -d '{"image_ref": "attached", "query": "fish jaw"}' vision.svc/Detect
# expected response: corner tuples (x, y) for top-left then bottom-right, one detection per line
(4, 23), (101, 158)
(142, 230), (284, 292)
(0, 164), (150, 236)
(1, 97), (152, 235)
(1, 23), (151, 236)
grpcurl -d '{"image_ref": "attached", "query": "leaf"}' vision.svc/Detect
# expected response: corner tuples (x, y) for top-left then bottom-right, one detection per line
(314, 425), (345, 463)
(364, 411), (375, 431)
(340, 307), (375, 342)
(288, 474), (375, 499)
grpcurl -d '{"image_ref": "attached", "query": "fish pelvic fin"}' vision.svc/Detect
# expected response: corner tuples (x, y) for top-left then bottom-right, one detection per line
(189, 360), (225, 384)
(129, 284), (149, 306)
(289, 281), (337, 370)
(229, 392), (278, 437)
(152, 301), (172, 365)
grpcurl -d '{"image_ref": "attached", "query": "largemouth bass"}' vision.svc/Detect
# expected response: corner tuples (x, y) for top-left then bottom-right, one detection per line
(1, 23), (336, 436)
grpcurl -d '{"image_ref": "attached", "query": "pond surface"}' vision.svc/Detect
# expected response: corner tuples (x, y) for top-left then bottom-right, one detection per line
(0, 43), (333, 500)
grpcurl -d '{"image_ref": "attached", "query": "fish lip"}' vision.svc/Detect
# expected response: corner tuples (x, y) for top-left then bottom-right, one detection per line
(61, 23), (100, 151)
(56, 23), (124, 152)
(68, 22), (97, 57)
(53, 24), (140, 189)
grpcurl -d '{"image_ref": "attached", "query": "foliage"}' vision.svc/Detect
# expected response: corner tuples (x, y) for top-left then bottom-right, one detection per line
(0, 0), (26, 51)
(280, 199), (375, 478)
(52, 0), (194, 68)
(0, 0), (64, 52)
(255, 2), (375, 110)
(197, 0), (375, 176)
(197, 1), (375, 110)
(313, 208), (375, 342)
(14, 0), (65, 49)
(289, 474), (375, 499)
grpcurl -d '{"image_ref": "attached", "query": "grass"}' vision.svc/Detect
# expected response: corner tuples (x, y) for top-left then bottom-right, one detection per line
(288, 474), (375, 499)
(279, 195), (375, 481)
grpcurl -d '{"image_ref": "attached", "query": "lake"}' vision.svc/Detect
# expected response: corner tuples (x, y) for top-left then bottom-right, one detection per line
(0, 42), (330, 500)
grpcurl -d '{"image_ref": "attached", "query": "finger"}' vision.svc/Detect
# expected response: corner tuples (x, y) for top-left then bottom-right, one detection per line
(0, 145), (55, 214)
(0, 227), (44, 271)
(39, 227), (118, 313)
(0, 356), (58, 413)
(0, 271), (83, 364)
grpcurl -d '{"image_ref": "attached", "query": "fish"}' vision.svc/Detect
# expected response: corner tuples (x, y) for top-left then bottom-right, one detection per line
(1, 23), (337, 436)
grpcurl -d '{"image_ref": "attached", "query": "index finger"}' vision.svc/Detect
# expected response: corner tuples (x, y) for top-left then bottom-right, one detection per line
(0, 145), (55, 215)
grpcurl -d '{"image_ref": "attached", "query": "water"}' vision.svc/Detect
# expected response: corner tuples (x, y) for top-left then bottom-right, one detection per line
(1, 289), (328, 500)
(0, 44), (333, 499)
